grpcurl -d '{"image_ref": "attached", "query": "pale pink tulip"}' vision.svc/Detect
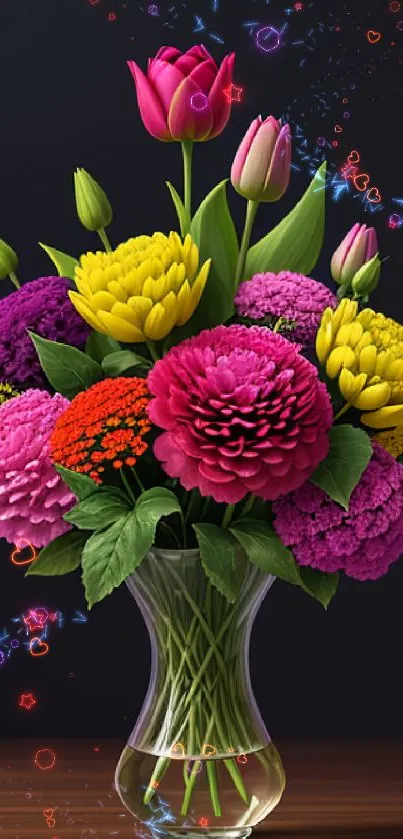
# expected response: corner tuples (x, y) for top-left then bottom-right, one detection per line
(331, 223), (378, 288)
(231, 115), (291, 202)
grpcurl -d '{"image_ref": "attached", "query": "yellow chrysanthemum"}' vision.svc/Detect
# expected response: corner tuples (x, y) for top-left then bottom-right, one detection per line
(316, 299), (403, 429)
(69, 232), (211, 343)
(375, 426), (403, 459)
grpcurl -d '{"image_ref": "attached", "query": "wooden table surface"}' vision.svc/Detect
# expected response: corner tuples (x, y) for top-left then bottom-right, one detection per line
(0, 739), (402, 838)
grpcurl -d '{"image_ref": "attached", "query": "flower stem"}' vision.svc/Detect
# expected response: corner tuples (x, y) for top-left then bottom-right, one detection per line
(9, 271), (20, 289)
(240, 494), (256, 517)
(181, 140), (193, 228)
(120, 469), (136, 504)
(234, 199), (259, 288)
(334, 402), (351, 421)
(146, 340), (160, 363)
(221, 504), (235, 529)
(98, 227), (112, 252)
(130, 466), (145, 494)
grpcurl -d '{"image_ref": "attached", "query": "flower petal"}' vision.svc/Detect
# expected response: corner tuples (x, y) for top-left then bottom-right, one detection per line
(207, 52), (236, 139)
(168, 76), (214, 141)
(127, 60), (171, 141)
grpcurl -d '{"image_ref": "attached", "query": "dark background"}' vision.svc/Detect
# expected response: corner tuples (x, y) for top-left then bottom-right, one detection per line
(0, 0), (403, 741)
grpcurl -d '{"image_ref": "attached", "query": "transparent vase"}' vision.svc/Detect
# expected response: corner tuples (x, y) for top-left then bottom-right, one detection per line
(115, 548), (285, 839)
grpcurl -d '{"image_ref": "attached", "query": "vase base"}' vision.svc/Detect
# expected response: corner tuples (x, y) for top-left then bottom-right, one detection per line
(162, 830), (251, 839)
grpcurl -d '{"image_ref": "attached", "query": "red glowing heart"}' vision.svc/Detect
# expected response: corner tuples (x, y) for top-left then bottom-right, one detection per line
(11, 540), (37, 566)
(334, 124), (343, 133)
(353, 173), (370, 192)
(29, 637), (49, 657)
(348, 150), (360, 164)
(43, 809), (54, 819)
(366, 187), (382, 203)
(367, 30), (381, 43)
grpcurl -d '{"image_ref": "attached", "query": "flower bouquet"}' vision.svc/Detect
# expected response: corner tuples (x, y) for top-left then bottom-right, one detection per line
(1, 44), (403, 838)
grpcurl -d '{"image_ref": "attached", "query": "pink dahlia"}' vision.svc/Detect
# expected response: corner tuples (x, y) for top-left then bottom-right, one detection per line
(273, 442), (403, 581)
(148, 324), (332, 503)
(0, 390), (76, 547)
(234, 271), (336, 346)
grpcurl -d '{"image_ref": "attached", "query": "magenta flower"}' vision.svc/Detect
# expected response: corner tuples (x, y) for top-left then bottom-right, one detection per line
(148, 325), (332, 504)
(235, 271), (337, 347)
(0, 390), (76, 547)
(231, 115), (291, 202)
(127, 45), (235, 142)
(331, 223), (378, 288)
(273, 443), (403, 581)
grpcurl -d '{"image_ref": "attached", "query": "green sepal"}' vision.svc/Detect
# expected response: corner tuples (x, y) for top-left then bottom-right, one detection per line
(39, 243), (79, 281)
(245, 161), (327, 278)
(166, 180), (191, 238)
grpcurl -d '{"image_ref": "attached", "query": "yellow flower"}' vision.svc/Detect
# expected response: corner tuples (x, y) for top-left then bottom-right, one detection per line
(316, 301), (403, 428)
(375, 426), (403, 459)
(69, 232), (211, 343)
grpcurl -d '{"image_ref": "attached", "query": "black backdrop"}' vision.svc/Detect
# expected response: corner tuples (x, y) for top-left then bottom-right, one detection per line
(0, 0), (402, 740)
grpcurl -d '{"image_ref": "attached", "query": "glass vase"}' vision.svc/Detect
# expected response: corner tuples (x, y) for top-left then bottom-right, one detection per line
(115, 548), (285, 839)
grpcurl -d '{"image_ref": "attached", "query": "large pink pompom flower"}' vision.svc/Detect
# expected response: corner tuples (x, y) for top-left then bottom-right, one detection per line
(0, 390), (76, 548)
(272, 443), (403, 581)
(148, 325), (333, 503)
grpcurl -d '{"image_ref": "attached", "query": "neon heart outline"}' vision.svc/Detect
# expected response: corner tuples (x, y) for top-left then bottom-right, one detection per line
(29, 637), (49, 657)
(366, 186), (382, 203)
(353, 173), (370, 192)
(347, 150), (360, 164)
(334, 124), (343, 133)
(10, 540), (37, 566)
(367, 30), (381, 43)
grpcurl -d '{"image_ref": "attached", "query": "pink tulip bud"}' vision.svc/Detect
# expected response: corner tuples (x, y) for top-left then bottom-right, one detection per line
(230, 115), (292, 203)
(331, 223), (379, 288)
(127, 45), (235, 142)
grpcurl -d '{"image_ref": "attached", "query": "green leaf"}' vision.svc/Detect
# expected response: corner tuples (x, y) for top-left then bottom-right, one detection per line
(187, 179), (239, 330)
(166, 180), (191, 238)
(245, 161), (327, 279)
(28, 331), (103, 398)
(298, 566), (339, 609)
(230, 518), (339, 609)
(55, 465), (99, 501)
(39, 243), (79, 281)
(64, 488), (133, 530)
(85, 331), (121, 363)
(26, 530), (89, 576)
(81, 487), (182, 608)
(310, 425), (372, 509)
(229, 518), (303, 585)
(193, 522), (246, 603)
(101, 350), (152, 378)
(82, 513), (139, 608)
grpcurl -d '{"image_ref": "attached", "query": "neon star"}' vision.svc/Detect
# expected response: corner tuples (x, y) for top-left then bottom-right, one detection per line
(19, 692), (37, 711)
(223, 84), (243, 103)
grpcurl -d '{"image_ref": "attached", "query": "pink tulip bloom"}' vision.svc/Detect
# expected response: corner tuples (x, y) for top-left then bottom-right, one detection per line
(127, 45), (235, 142)
(331, 223), (378, 288)
(231, 115), (292, 202)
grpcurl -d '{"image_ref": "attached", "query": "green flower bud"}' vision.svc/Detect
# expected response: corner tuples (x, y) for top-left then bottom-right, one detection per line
(351, 253), (381, 299)
(0, 238), (18, 280)
(74, 168), (113, 232)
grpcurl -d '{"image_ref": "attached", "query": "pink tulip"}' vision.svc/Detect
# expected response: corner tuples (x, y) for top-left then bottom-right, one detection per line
(331, 223), (379, 288)
(127, 45), (235, 142)
(231, 115), (292, 202)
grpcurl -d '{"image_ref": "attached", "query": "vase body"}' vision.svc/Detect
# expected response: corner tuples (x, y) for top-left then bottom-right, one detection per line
(115, 548), (285, 839)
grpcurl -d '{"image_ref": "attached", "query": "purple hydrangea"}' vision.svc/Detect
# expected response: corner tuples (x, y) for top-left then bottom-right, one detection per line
(234, 271), (337, 347)
(272, 443), (403, 581)
(0, 277), (90, 389)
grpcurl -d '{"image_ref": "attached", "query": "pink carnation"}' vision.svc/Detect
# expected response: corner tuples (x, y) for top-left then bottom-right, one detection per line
(234, 271), (336, 347)
(0, 390), (76, 548)
(272, 443), (403, 581)
(148, 325), (332, 503)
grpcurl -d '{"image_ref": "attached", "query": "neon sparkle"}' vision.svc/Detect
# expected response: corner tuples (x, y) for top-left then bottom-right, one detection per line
(34, 748), (57, 770)
(19, 692), (37, 711)
(222, 83), (243, 103)
(255, 25), (283, 53)
(190, 92), (208, 111)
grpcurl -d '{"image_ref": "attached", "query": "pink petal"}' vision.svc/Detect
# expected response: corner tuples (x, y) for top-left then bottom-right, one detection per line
(127, 60), (171, 140)
(152, 46), (182, 64)
(331, 223), (361, 279)
(231, 116), (262, 185)
(365, 227), (378, 262)
(238, 118), (279, 198)
(207, 52), (236, 139)
(174, 54), (201, 75)
(148, 59), (185, 112)
(263, 123), (292, 201)
(189, 59), (218, 94)
(168, 76), (214, 141)
(186, 45), (216, 64)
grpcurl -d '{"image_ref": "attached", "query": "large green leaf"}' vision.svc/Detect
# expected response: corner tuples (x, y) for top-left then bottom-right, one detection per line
(135, 487), (182, 525)
(193, 522), (246, 603)
(310, 425), (372, 510)
(29, 332), (103, 398)
(166, 180), (190, 238)
(187, 179), (239, 330)
(64, 488), (133, 530)
(245, 161), (327, 279)
(55, 465), (99, 501)
(39, 243), (79, 281)
(85, 331), (121, 363)
(230, 518), (338, 609)
(101, 350), (152, 378)
(26, 530), (89, 576)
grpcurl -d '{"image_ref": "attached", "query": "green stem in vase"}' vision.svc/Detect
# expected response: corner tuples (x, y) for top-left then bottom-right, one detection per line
(206, 760), (222, 816)
(181, 140), (193, 228)
(234, 199), (259, 288)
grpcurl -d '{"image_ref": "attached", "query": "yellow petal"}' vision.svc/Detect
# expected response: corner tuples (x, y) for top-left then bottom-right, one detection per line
(326, 346), (356, 378)
(160, 290), (178, 320)
(354, 332), (372, 354)
(375, 351), (391, 378)
(68, 290), (108, 334)
(353, 382), (391, 411)
(339, 369), (367, 402)
(316, 323), (333, 365)
(107, 281), (127, 302)
(74, 276), (92, 299)
(127, 295), (153, 326)
(89, 290), (116, 312)
(111, 301), (146, 328)
(144, 302), (172, 341)
(153, 274), (169, 301)
(87, 268), (107, 293)
(96, 310), (145, 343)
(335, 322), (363, 348)
(356, 308), (375, 329)
(142, 276), (156, 300)
(361, 404), (403, 429)
(384, 358), (403, 380)
(359, 345), (378, 376)
(175, 280), (192, 327)
(188, 260), (210, 313)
